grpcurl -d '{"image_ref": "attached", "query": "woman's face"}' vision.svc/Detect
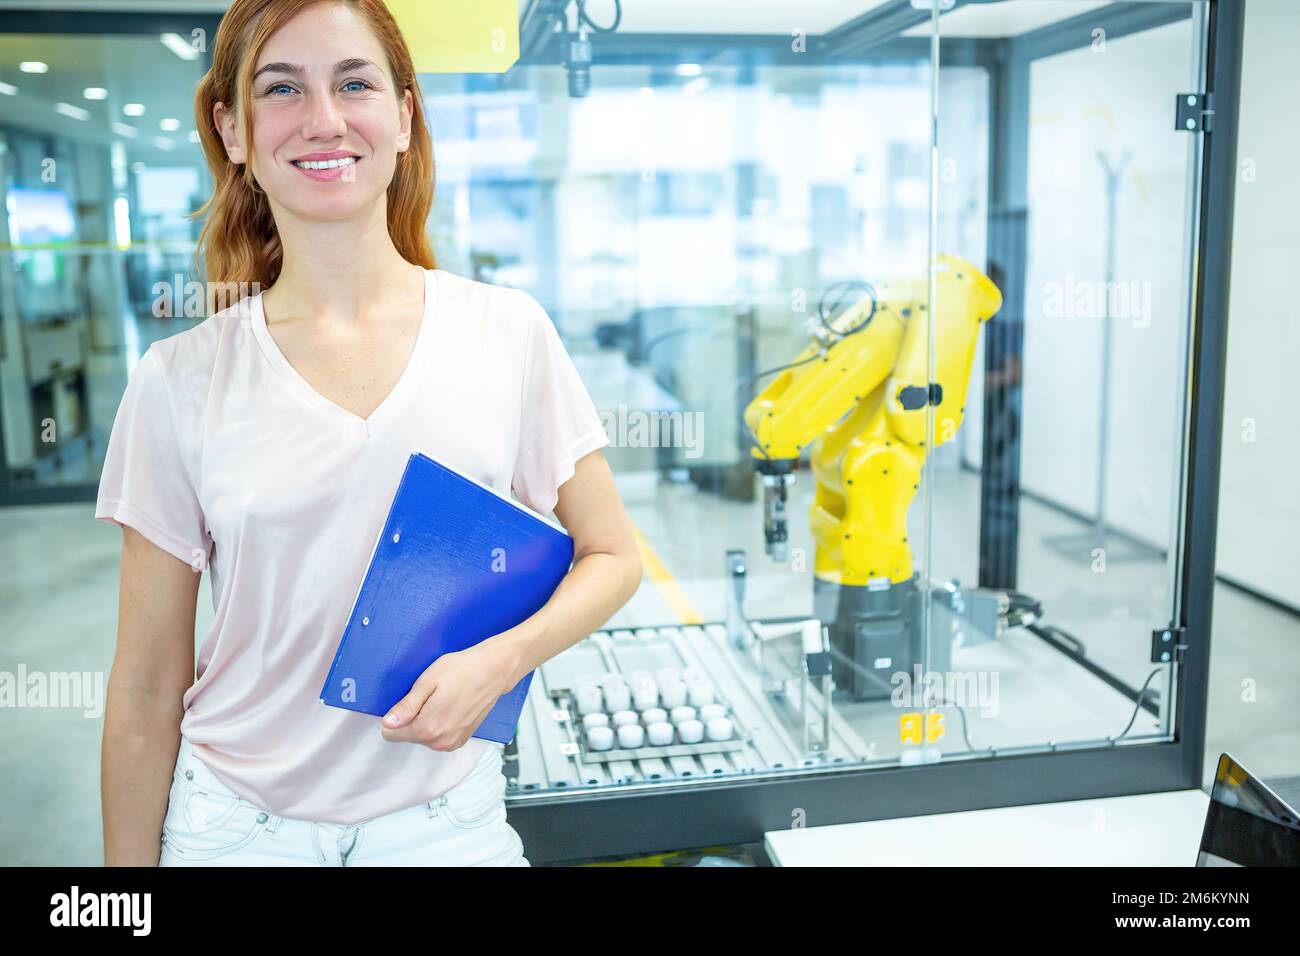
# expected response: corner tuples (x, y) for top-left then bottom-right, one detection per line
(217, 0), (413, 224)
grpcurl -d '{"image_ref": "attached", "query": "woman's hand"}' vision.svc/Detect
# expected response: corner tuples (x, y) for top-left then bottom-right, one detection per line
(379, 639), (522, 751)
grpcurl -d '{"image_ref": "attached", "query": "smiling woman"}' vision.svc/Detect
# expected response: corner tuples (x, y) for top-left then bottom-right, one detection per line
(93, 0), (642, 869)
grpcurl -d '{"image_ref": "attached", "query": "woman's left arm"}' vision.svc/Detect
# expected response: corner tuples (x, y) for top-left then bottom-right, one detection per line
(382, 449), (643, 750)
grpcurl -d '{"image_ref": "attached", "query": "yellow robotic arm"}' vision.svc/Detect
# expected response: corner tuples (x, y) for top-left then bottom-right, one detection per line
(741, 254), (1003, 698)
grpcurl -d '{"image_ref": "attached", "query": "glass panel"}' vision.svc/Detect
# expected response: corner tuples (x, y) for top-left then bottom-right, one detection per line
(0, 32), (210, 491)
(423, 5), (954, 794)
(928, 0), (1207, 760)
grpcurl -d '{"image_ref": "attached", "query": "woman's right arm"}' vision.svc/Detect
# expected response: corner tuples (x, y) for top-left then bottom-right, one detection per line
(102, 526), (201, 867)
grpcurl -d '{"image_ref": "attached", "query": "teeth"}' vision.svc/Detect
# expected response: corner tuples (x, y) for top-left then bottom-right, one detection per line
(294, 157), (357, 170)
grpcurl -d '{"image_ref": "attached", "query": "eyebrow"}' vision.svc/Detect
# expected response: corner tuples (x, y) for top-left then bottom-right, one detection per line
(252, 58), (382, 82)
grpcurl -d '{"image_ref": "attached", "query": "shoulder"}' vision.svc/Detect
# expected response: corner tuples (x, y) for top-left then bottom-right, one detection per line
(144, 293), (254, 389)
(431, 268), (546, 338)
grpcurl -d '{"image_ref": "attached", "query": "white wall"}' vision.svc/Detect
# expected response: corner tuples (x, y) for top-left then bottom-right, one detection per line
(1215, 0), (1300, 610)
(1017, 20), (1196, 550)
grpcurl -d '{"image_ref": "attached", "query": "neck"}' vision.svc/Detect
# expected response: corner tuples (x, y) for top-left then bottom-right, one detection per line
(265, 199), (419, 320)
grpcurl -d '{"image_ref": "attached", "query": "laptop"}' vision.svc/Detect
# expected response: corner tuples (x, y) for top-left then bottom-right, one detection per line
(1196, 753), (1300, 866)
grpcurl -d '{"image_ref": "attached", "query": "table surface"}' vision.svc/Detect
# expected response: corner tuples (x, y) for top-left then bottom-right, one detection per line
(764, 789), (1211, 866)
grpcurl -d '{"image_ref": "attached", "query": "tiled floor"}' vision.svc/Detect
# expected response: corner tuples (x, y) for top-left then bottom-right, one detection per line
(1, 466), (1296, 865)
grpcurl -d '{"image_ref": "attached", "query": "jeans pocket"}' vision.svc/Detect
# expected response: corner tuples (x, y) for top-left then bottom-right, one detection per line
(438, 747), (506, 830)
(162, 777), (268, 862)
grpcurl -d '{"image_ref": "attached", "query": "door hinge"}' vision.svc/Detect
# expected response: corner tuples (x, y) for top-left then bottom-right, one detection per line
(1151, 626), (1187, 664)
(1175, 93), (1213, 132)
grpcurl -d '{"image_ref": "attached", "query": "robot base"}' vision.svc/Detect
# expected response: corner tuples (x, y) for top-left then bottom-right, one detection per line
(814, 574), (952, 701)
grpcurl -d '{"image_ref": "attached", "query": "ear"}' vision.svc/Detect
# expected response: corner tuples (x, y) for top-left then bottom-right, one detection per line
(396, 88), (413, 153)
(213, 101), (247, 164)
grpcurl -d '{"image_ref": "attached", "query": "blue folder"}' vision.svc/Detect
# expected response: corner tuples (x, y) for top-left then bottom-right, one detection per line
(320, 449), (573, 743)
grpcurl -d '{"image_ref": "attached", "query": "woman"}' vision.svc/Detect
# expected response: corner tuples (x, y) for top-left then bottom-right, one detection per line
(96, 0), (642, 866)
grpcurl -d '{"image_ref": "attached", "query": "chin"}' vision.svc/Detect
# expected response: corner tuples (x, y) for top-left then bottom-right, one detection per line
(283, 191), (386, 223)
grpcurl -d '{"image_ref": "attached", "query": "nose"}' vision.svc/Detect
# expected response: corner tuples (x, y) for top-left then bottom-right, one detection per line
(300, 87), (347, 142)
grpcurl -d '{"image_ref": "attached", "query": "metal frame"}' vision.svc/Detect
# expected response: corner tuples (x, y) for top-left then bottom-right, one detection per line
(0, 1), (1247, 865)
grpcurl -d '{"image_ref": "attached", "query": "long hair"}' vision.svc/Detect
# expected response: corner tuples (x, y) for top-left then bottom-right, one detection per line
(192, 0), (435, 309)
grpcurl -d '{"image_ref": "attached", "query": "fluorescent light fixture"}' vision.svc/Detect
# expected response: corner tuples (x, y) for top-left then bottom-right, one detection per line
(55, 102), (90, 121)
(84, 87), (108, 100)
(112, 122), (138, 138)
(187, 130), (201, 143)
(676, 63), (702, 77)
(160, 32), (200, 61)
(154, 136), (175, 151)
(682, 76), (710, 96)
(160, 117), (180, 132)
(0, 82), (17, 96)
(123, 103), (145, 116)
(20, 61), (48, 74)
(114, 196), (132, 250)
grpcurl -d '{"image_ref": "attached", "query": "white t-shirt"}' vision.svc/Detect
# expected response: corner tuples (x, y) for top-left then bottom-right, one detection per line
(95, 267), (610, 824)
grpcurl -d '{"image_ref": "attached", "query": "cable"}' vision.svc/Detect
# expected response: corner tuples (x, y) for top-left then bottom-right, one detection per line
(575, 0), (621, 33)
(1112, 668), (1163, 741)
(817, 279), (878, 339)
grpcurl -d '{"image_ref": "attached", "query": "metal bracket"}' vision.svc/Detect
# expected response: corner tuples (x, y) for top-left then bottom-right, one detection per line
(1151, 626), (1187, 664)
(1175, 93), (1213, 132)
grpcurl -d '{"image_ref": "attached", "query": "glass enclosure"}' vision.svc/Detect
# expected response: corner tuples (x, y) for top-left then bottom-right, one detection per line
(472, 0), (1209, 798)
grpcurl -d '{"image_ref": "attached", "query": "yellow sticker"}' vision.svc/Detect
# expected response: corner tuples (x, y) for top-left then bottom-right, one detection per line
(899, 711), (946, 744)
(386, 0), (520, 74)
(899, 713), (923, 745)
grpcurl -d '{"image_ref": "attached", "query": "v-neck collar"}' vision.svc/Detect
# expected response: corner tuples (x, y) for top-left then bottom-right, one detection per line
(250, 267), (438, 439)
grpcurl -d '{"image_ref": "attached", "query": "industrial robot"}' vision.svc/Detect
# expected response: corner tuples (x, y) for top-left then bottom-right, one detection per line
(732, 254), (1018, 701)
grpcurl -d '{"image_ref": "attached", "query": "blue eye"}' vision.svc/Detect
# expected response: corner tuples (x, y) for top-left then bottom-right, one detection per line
(265, 82), (296, 96)
(342, 79), (371, 93)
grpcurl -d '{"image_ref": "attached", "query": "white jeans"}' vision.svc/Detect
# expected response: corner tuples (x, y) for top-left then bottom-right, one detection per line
(158, 736), (529, 866)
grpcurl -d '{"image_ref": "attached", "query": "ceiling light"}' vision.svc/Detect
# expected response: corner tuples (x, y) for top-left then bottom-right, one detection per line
(112, 123), (138, 138)
(160, 118), (180, 132)
(123, 103), (145, 116)
(0, 82), (17, 96)
(20, 61), (48, 74)
(154, 137), (175, 151)
(160, 33), (200, 61)
(187, 130), (201, 143)
(84, 87), (108, 100)
(55, 102), (90, 121)
(676, 63), (702, 77)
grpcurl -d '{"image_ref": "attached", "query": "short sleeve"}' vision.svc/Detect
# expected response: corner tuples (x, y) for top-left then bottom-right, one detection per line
(510, 293), (610, 516)
(95, 345), (211, 569)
